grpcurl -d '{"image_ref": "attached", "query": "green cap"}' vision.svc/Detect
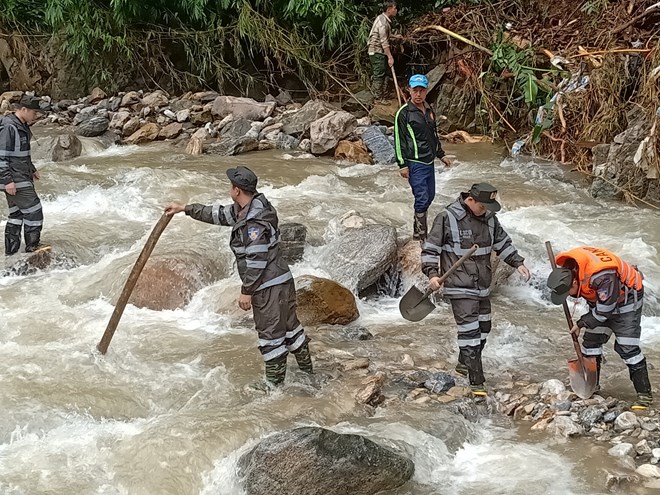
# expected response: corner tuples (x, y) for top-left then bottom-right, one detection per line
(469, 183), (501, 212)
(547, 267), (573, 305)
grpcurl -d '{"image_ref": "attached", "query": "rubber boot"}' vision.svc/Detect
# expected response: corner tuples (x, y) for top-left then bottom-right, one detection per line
(371, 78), (384, 101)
(264, 354), (288, 386)
(25, 230), (49, 253)
(292, 342), (313, 373)
(5, 225), (21, 256)
(630, 359), (653, 411)
(459, 346), (485, 387)
(413, 212), (428, 242)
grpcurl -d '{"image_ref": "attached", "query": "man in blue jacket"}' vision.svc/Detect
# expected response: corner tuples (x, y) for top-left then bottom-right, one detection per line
(395, 74), (452, 242)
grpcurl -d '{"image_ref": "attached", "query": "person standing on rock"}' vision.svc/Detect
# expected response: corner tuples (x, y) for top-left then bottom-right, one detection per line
(367, 1), (397, 102)
(395, 74), (452, 242)
(421, 183), (531, 397)
(1, 95), (51, 255)
(165, 166), (313, 389)
(547, 247), (652, 410)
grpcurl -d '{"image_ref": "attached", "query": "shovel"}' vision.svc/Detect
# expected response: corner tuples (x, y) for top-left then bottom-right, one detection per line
(545, 241), (599, 399)
(399, 244), (479, 322)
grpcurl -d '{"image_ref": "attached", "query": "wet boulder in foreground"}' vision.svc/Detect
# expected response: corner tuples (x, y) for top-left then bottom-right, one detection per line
(319, 224), (397, 295)
(239, 427), (414, 495)
(295, 275), (359, 325)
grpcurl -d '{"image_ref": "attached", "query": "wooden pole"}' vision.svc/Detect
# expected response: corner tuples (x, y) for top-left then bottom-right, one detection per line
(390, 65), (403, 107)
(97, 213), (172, 355)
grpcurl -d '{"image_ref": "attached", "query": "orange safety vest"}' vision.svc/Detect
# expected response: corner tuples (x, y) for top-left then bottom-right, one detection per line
(556, 247), (643, 303)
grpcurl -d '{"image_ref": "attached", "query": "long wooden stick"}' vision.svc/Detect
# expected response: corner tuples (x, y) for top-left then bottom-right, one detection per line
(413, 25), (493, 56)
(97, 213), (172, 354)
(390, 65), (403, 107)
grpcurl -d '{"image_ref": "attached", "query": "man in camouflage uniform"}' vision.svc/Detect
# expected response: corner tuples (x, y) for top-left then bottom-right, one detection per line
(166, 166), (313, 387)
(367, 1), (397, 101)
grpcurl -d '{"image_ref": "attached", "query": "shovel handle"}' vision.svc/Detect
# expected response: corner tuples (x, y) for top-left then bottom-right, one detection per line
(424, 244), (479, 297)
(545, 241), (587, 366)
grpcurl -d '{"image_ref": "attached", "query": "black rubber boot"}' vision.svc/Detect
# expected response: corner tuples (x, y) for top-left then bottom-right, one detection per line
(24, 230), (45, 253)
(629, 359), (653, 410)
(459, 347), (485, 386)
(5, 224), (21, 256)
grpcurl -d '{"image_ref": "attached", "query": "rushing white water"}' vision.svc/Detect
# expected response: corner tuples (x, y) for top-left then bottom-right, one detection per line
(1, 138), (658, 494)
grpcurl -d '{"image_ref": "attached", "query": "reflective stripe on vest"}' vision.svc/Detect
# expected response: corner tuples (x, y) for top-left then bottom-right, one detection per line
(444, 209), (494, 256)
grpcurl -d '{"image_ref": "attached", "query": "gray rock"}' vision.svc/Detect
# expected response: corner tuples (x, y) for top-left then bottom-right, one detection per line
(279, 223), (307, 264)
(274, 133), (300, 150)
(362, 126), (395, 164)
(642, 421), (659, 432)
(107, 96), (121, 112)
(239, 427), (414, 495)
(423, 372), (456, 394)
(50, 134), (83, 162)
(275, 90), (293, 106)
(342, 90), (374, 113)
(122, 117), (142, 137)
(189, 110), (213, 125)
(76, 116), (110, 137)
(615, 411), (640, 431)
(310, 111), (357, 154)
(54, 99), (76, 111)
(163, 109), (177, 120)
(72, 106), (97, 126)
(540, 379), (566, 396)
(608, 443), (634, 458)
(109, 111), (131, 129)
(554, 400), (572, 412)
(603, 409), (621, 423)
(206, 136), (259, 156)
(211, 95), (275, 121)
(636, 463), (660, 478)
(605, 473), (640, 491)
(551, 416), (584, 438)
(339, 326), (373, 341)
(221, 118), (252, 139)
(142, 90), (168, 108)
(280, 100), (338, 136)
(653, 448), (660, 459)
(120, 91), (141, 107)
(170, 99), (196, 113)
(319, 224), (397, 294)
(637, 439), (653, 456)
(579, 406), (605, 429)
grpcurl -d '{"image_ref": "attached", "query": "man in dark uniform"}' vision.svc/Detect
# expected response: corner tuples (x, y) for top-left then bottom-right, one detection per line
(165, 166), (313, 388)
(421, 183), (531, 396)
(1, 95), (51, 255)
(394, 74), (452, 242)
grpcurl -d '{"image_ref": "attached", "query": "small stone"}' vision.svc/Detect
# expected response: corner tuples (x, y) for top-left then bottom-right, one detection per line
(354, 373), (385, 406)
(437, 395), (457, 404)
(401, 354), (415, 369)
(652, 448), (660, 459)
(637, 439), (653, 455)
(551, 416), (584, 438)
(340, 326), (373, 341)
(605, 473), (639, 491)
(413, 396), (431, 404)
(531, 418), (551, 431)
(603, 410), (621, 423)
(636, 464), (660, 478)
(521, 383), (540, 396)
(505, 402), (519, 416)
(341, 358), (370, 371)
(605, 397), (619, 409)
(557, 391), (577, 402)
(540, 379), (566, 396)
(513, 406), (527, 421)
(579, 406), (605, 428)
(590, 427), (605, 436)
(163, 109), (177, 120)
(524, 403), (535, 414)
(596, 433), (612, 442)
(639, 429), (650, 440)
(608, 443), (634, 458)
(554, 400), (572, 412)
(424, 373), (456, 394)
(176, 109), (191, 122)
(446, 386), (470, 398)
(615, 412), (640, 431)
(642, 421), (659, 432)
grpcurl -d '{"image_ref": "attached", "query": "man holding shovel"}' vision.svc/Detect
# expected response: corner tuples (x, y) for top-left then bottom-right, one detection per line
(547, 247), (652, 410)
(165, 166), (313, 390)
(421, 183), (530, 396)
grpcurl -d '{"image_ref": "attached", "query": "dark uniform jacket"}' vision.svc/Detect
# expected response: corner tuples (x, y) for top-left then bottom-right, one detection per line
(185, 193), (291, 295)
(421, 194), (524, 299)
(0, 114), (37, 189)
(394, 101), (445, 167)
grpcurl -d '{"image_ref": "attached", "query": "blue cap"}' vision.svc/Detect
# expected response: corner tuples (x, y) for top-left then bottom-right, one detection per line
(409, 74), (429, 89)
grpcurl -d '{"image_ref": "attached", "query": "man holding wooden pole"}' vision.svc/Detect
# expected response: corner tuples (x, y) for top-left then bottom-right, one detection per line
(367, 1), (397, 102)
(165, 166), (313, 390)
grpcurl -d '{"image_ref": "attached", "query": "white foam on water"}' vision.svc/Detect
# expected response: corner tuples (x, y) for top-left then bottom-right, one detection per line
(84, 144), (141, 158)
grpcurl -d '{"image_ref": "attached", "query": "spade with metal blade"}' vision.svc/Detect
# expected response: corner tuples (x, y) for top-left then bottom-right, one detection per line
(399, 244), (479, 322)
(545, 241), (599, 399)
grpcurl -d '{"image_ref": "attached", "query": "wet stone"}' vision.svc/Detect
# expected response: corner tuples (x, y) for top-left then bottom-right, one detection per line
(603, 409), (621, 423)
(637, 439), (653, 455)
(423, 372), (456, 394)
(540, 379), (566, 396)
(554, 401), (572, 412)
(608, 443), (634, 458)
(652, 448), (660, 459)
(339, 326), (373, 341)
(636, 464), (660, 478)
(579, 406), (605, 428)
(642, 421), (659, 432)
(615, 412), (640, 431)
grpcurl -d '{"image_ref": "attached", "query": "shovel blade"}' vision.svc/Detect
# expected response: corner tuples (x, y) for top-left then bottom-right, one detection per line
(567, 356), (599, 399)
(399, 286), (436, 322)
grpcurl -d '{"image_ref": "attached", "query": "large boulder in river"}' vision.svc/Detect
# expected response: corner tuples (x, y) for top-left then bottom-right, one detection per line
(125, 123), (160, 144)
(319, 224), (397, 293)
(238, 427), (414, 495)
(129, 255), (218, 310)
(280, 100), (338, 136)
(211, 95), (275, 121)
(310, 110), (357, 154)
(295, 275), (359, 325)
(206, 136), (259, 156)
(334, 139), (372, 164)
(76, 115), (110, 137)
(51, 134), (83, 162)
